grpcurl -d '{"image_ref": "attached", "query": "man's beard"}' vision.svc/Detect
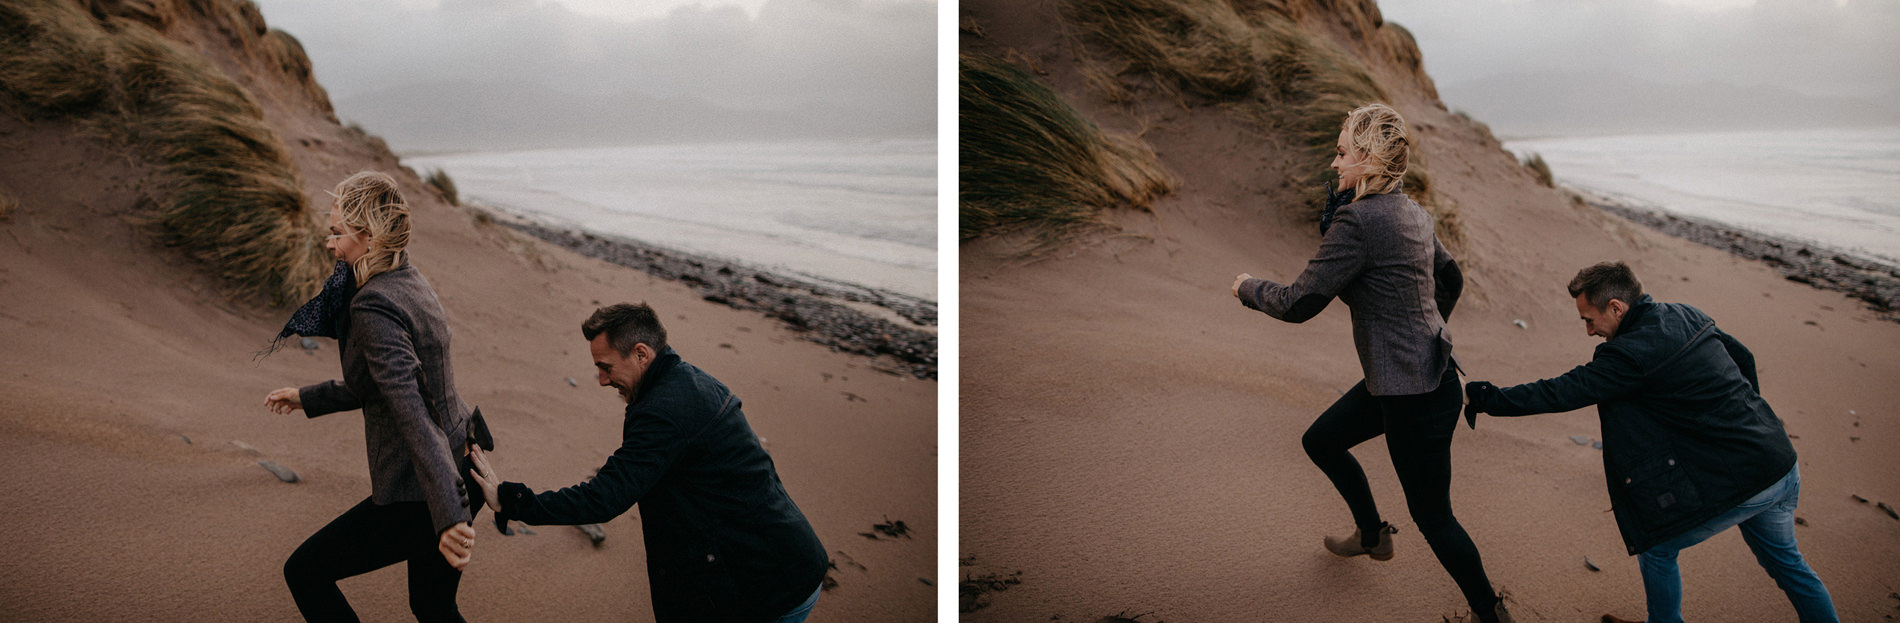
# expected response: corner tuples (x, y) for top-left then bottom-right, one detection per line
(616, 383), (634, 404)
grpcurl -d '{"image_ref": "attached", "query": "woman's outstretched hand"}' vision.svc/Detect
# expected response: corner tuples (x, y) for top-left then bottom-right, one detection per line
(1232, 273), (1253, 299)
(264, 387), (302, 414)
(468, 446), (502, 513)
(438, 523), (476, 570)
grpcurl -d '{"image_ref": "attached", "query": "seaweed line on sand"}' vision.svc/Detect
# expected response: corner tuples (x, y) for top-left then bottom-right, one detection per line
(1580, 189), (1900, 322)
(497, 217), (938, 380)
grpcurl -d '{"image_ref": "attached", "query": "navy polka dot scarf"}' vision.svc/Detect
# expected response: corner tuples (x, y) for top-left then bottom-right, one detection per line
(256, 261), (356, 361)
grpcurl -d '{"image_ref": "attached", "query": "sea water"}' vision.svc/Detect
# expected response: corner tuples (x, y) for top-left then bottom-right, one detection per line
(1507, 127), (1900, 266)
(407, 139), (937, 302)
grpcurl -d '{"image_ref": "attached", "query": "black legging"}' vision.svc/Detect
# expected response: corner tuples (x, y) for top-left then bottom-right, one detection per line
(284, 497), (465, 623)
(1302, 369), (1500, 617)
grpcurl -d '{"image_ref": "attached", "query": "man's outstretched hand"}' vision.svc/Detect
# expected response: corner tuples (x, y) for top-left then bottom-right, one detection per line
(468, 446), (502, 513)
(1463, 381), (1498, 429)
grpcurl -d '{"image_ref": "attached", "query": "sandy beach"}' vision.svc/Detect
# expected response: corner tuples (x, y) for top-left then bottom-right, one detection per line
(0, 125), (938, 621)
(0, 6), (936, 616)
(958, 1), (1900, 621)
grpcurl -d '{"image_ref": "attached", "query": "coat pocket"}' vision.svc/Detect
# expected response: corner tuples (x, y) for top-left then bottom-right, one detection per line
(1621, 453), (1703, 527)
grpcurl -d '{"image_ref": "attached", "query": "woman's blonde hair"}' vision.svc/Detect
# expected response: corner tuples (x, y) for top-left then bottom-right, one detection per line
(1342, 103), (1409, 199)
(331, 171), (410, 286)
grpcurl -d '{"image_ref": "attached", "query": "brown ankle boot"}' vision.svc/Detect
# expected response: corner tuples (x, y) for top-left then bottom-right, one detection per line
(1492, 600), (1515, 623)
(1323, 522), (1395, 560)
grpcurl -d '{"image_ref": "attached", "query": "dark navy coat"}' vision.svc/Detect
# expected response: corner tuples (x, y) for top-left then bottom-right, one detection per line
(1472, 296), (1797, 554)
(498, 348), (827, 622)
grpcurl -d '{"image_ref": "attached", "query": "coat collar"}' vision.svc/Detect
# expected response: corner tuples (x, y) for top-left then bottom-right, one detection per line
(632, 346), (682, 404)
(1616, 294), (1656, 335)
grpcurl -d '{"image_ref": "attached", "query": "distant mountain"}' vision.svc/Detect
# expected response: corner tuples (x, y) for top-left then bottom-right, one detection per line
(1440, 71), (1900, 139)
(335, 81), (932, 153)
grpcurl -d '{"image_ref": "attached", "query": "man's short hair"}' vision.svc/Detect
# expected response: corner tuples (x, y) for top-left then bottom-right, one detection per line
(1568, 262), (1644, 310)
(582, 303), (668, 356)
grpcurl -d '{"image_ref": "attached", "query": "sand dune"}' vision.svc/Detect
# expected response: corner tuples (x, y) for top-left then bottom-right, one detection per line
(0, 4), (934, 620)
(958, 1), (1900, 621)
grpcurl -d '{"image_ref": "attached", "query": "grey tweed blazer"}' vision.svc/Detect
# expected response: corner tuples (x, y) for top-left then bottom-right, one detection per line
(300, 264), (472, 533)
(1240, 191), (1461, 396)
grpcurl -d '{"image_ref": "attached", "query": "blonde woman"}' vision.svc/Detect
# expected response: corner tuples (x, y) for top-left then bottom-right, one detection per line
(1231, 104), (1509, 622)
(264, 171), (478, 622)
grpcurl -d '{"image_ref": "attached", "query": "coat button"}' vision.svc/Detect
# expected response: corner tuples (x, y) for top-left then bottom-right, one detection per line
(1625, 478), (1632, 484)
(1667, 459), (1675, 466)
(706, 554), (716, 563)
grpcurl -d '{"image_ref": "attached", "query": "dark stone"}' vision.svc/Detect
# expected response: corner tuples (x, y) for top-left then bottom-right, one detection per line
(1584, 557), (1600, 572)
(958, 569), (1022, 613)
(499, 220), (938, 379)
(1586, 197), (1900, 323)
(576, 523), (607, 546)
(259, 460), (299, 483)
(870, 517), (911, 539)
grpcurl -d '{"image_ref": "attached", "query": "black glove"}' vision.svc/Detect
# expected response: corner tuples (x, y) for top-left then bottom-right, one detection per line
(1463, 381), (1498, 429)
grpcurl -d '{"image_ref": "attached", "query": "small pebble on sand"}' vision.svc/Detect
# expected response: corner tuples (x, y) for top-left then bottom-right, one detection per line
(258, 460), (299, 483)
(576, 524), (607, 546)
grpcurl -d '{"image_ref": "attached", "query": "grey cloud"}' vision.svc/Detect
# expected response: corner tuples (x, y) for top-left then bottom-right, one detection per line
(252, 0), (935, 111)
(1379, 0), (1900, 100)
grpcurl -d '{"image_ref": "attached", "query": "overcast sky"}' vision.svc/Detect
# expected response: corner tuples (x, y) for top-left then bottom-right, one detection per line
(249, 0), (936, 115)
(1376, 0), (1900, 101)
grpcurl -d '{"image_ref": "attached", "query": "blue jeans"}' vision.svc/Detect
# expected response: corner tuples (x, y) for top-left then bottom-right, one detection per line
(1637, 464), (1837, 623)
(769, 585), (822, 623)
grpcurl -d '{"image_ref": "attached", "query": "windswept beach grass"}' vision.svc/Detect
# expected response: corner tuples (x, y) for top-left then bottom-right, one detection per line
(1051, 0), (1463, 244)
(959, 53), (1175, 243)
(1522, 152), (1553, 187)
(0, 0), (325, 303)
(425, 168), (459, 206)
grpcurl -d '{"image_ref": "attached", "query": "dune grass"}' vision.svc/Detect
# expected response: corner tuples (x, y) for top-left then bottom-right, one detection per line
(1063, 0), (1458, 236)
(960, 53), (1175, 242)
(0, 0), (326, 304)
(425, 168), (460, 206)
(1523, 152), (1554, 188)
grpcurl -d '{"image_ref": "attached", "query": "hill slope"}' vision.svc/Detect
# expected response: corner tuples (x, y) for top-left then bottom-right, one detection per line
(0, 1), (934, 620)
(959, 1), (1900, 621)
